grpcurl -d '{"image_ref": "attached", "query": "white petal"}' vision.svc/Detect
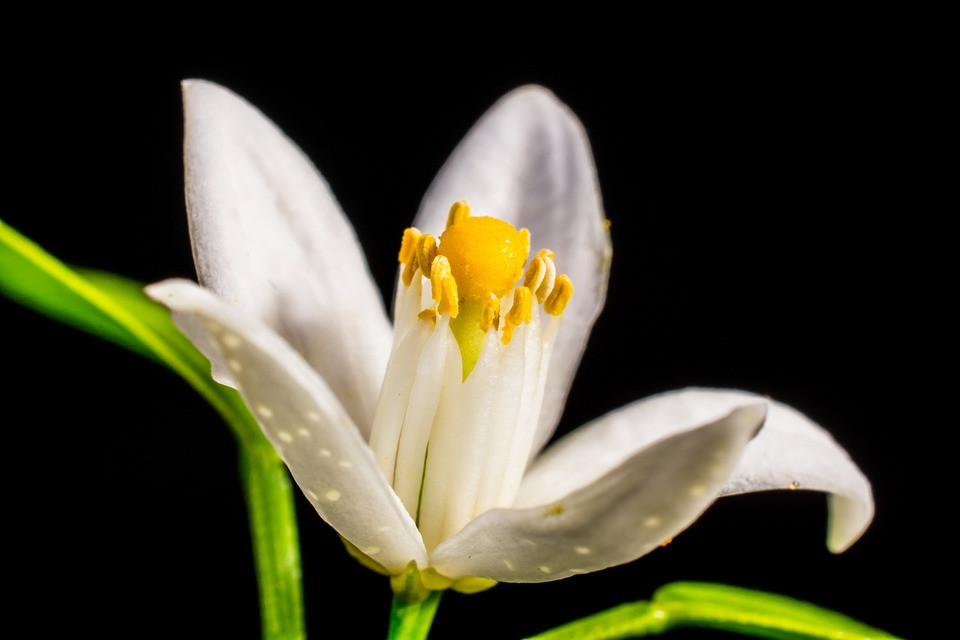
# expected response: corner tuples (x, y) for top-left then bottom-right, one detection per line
(517, 389), (769, 505)
(182, 80), (391, 435)
(429, 402), (765, 581)
(720, 397), (874, 552)
(414, 86), (611, 453)
(146, 279), (426, 573)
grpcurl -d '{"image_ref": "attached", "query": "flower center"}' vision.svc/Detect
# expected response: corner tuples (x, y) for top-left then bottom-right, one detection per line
(438, 213), (530, 302)
(370, 200), (573, 555)
(442, 213), (528, 377)
(395, 200), (571, 377)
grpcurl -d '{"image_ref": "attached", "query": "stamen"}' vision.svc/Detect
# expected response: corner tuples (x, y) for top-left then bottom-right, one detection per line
(502, 286), (532, 344)
(537, 256), (556, 302)
(480, 293), (500, 333)
(446, 200), (471, 229)
(417, 307), (438, 325)
(401, 253), (418, 287)
(534, 248), (555, 261)
(398, 227), (421, 264)
(544, 274), (572, 316)
(522, 257), (546, 294)
(416, 234), (438, 275)
(430, 255), (459, 318)
(524, 254), (557, 303)
(507, 286), (532, 326)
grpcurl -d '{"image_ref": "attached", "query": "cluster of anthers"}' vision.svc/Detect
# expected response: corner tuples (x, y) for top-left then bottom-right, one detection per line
(367, 200), (572, 557)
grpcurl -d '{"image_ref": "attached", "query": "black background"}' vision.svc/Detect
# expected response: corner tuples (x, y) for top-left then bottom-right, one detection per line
(3, 27), (930, 639)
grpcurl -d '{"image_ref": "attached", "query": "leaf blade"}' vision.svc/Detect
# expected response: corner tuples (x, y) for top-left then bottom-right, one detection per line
(1, 218), (306, 639)
(0, 217), (263, 446)
(654, 582), (900, 640)
(525, 581), (902, 640)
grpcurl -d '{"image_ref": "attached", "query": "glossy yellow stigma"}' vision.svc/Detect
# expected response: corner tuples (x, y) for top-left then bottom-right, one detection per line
(438, 216), (530, 301)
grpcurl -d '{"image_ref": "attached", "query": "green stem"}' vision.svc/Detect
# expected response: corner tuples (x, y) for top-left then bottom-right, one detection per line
(387, 591), (442, 640)
(239, 446), (306, 640)
(525, 582), (901, 640)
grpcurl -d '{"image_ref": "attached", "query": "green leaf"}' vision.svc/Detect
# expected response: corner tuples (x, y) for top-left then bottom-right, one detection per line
(652, 582), (900, 640)
(0, 218), (305, 640)
(526, 581), (901, 640)
(0, 217), (261, 446)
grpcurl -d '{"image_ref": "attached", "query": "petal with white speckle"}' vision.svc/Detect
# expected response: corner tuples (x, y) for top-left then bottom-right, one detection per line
(146, 278), (426, 573)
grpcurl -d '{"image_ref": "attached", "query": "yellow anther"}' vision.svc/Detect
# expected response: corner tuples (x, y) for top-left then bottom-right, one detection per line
(544, 274), (572, 316)
(523, 252), (557, 303)
(660, 537), (674, 547)
(535, 248), (555, 261)
(401, 254), (418, 287)
(398, 227), (421, 264)
(537, 256), (556, 303)
(446, 199), (471, 229)
(430, 255), (452, 302)
(507, 286), (532, 326)
(502, 286), (532, 345)
(439, 216), (530, 301)
(430, 255), (459, 318)
(480, 293), (500, 333)
(416, 234), (438, 276)
(523, 257), (546, 293)
(417, 308), (438, 324)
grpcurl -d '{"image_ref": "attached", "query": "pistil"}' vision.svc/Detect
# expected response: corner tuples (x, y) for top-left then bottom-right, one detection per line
(370, 199), (575, 557)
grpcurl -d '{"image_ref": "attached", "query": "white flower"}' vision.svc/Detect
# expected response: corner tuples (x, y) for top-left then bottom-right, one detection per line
(147, 80), (873, 591)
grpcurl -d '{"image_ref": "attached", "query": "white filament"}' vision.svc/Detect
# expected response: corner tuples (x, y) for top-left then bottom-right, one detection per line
(368, 272), (560, 552)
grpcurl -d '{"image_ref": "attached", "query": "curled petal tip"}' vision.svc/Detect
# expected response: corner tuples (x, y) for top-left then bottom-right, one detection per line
(720, 395), (875, 554)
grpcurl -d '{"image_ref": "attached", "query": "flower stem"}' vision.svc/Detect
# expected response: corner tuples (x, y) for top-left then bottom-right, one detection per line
(387, 590), (442, 640)
(239, 446), (306, 640)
